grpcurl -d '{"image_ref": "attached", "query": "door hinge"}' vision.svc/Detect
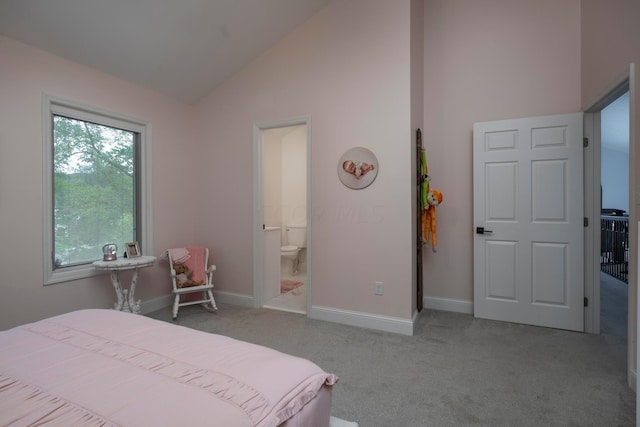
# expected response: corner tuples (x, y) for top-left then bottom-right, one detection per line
(584, 297), (588, 307)
(583, 137), (589, 148)
(584, 217), (588, 227)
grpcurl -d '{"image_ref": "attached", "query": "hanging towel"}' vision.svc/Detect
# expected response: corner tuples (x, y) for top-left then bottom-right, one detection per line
(184, 246), (207, 285)
(166, 247), (190, 264)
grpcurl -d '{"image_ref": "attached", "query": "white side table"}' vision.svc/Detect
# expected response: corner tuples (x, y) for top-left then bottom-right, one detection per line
(93, 255), (156, 314)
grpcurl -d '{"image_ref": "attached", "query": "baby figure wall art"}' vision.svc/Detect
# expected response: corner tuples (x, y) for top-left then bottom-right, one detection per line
(342, 160), (375, 179)
(337, 147), (379, 189)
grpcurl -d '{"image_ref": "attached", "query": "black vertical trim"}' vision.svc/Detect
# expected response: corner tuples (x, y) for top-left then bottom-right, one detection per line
(416, 129), (424, 312)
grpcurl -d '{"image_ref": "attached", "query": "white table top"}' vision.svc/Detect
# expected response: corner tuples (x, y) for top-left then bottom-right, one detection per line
(93, 255), (156, 271)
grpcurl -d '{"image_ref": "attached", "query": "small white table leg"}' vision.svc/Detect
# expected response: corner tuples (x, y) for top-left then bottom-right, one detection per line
(123, 289), (130, 312)
(128, 268), (142, 314)
(110, 271), (124, 311)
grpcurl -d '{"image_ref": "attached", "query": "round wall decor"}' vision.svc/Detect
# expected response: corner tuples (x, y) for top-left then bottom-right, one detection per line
(337, 147), (378, 190)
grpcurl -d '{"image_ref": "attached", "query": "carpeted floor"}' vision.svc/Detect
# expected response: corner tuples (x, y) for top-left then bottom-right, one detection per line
(600, 271), (628, 339)
(148, 296), (635, 427)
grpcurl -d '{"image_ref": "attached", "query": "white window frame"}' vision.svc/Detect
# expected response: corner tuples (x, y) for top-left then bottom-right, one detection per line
(42, 94), (153, 285)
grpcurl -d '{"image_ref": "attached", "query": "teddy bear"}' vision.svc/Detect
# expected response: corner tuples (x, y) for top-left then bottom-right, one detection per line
(174, 263), (196, 288)
(422, 189), (443, 252)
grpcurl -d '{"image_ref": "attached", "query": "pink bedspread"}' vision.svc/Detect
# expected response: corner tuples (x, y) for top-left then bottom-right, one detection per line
(0, 309), (338, 426)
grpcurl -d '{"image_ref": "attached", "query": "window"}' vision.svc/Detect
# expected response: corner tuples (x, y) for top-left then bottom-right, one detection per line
(43, 95), (152, 284)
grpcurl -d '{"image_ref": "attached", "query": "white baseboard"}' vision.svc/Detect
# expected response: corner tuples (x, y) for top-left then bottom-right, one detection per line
(143, 293), (471, 336)
(424, 296), (473, 314)
(213, 291), (255, 307)
(140, 291), (254, 314)
(310, 305), (415, 336)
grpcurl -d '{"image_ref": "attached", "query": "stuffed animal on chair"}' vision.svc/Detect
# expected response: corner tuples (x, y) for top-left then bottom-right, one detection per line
(422, 189), (443, 252)
(174, 263), (201, 288)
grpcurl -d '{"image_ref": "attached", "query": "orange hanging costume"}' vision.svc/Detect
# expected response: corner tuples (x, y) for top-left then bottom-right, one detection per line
(422, 189), (443, 252)
(419, 148), (443, 252)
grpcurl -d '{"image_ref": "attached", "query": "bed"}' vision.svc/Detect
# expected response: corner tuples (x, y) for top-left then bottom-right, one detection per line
(0, 309), (338, 426)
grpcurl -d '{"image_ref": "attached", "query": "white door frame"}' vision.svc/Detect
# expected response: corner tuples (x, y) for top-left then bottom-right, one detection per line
(583, 65), (637, 394)
(583, 75), (630, 335)
(582, 110), (602, 334)
(252, 117), (312, 313)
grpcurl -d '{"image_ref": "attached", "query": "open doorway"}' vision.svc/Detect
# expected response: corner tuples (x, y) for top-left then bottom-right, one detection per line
(600, 91), (630, 340)
(253, 118), (311, 315)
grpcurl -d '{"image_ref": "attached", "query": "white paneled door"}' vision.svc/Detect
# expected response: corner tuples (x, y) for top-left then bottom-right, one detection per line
(473, 113), (584, 331)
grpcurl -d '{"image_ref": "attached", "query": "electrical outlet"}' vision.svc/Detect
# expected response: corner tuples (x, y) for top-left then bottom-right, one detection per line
(375, 281), (383, 295)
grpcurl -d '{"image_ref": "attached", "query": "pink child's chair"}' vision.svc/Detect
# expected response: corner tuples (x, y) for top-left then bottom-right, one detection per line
(167, 246), (217, 319)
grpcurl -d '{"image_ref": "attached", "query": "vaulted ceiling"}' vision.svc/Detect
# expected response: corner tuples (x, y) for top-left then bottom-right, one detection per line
(0, 0), (328, 103)
(1, 0), (630, 151)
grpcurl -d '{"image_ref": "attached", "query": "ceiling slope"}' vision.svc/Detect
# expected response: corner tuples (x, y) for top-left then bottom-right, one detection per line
(0, 0), (327, 103)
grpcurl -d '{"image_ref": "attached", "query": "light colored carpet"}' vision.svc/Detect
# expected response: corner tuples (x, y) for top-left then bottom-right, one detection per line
(148, 299), (634, 426)
(600, 271), (628, 338)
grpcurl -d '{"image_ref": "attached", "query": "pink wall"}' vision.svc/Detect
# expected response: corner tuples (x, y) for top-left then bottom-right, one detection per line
(422, 0), (581, 304)
(0, 0), (418, 329)
(0, 35), (198, 328)
(581, 0), (640, 108)
(411, 0), (425, 311)
(4, 0), (636, 333)
(196, 0), (416, 319)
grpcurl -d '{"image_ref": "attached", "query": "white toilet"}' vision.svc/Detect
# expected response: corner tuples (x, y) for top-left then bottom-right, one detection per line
(281, 225), (306, 276)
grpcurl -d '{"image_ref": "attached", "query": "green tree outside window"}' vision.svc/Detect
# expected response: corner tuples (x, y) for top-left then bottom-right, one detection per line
(53, 115), (137, 267)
